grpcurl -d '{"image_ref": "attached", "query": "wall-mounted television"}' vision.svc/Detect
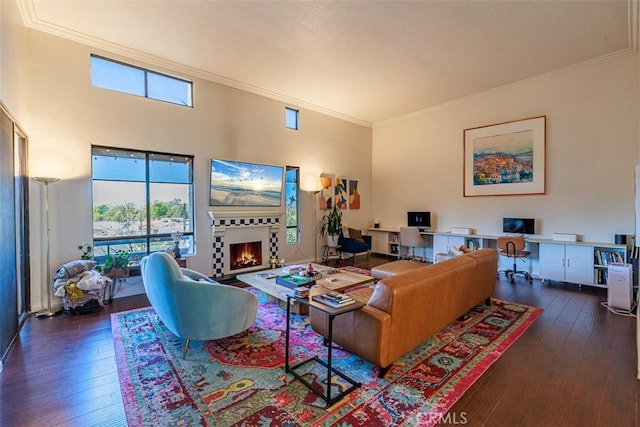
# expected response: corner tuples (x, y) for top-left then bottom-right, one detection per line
(407, 211), (431, 230)
(502, 217), (535, 235)
(210, 159), (284, 207)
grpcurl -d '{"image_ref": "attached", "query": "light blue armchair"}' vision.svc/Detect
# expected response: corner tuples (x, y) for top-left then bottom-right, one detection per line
(140, 252), (258, 358)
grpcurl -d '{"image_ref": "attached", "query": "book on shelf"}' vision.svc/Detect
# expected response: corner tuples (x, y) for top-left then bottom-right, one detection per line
(312, 292), (355, 308)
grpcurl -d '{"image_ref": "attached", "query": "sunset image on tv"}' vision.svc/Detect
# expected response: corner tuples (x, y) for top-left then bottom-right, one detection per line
(210, 159), (284, 207)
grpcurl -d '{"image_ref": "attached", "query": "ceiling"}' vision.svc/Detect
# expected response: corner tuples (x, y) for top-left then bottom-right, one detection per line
(17, 0), (638, 126)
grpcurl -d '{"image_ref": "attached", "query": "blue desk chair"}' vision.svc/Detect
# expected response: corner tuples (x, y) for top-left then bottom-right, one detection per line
(141, 252), (258, 358)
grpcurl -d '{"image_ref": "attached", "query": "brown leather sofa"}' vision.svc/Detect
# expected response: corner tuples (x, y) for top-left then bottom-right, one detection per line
(310, 248), (498, 377)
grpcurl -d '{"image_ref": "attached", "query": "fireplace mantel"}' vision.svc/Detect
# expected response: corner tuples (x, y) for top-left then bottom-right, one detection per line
(208, 210), (283, 278)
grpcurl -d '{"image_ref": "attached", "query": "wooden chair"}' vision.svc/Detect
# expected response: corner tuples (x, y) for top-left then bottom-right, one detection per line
(497, 236), (533, 284)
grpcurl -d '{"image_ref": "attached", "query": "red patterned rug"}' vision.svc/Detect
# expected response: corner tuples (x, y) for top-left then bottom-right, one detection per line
(112, 292), (541, 426)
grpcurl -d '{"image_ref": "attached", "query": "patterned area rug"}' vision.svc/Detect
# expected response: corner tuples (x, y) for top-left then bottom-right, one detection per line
(112, 292), (541, 426)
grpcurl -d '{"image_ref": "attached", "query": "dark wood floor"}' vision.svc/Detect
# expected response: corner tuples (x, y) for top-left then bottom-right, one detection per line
(1, 255), (638, 426)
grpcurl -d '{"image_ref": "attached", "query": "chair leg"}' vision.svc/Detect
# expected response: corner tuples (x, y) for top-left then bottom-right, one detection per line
(182, 339), (191, 360)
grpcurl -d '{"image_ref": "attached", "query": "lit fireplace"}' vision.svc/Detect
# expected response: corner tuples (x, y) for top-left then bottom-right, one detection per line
(230, 241), (262, 271)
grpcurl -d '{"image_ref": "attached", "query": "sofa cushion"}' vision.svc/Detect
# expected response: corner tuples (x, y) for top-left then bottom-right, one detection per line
(348, 227), (365, 242)
(370, 260), (426, 279)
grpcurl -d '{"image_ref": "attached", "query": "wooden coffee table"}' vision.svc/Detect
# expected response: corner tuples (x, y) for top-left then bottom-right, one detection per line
(236, 263), (374, 314)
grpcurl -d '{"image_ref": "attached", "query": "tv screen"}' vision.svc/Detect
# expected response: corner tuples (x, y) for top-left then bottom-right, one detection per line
(210, 159), (284, 207)
(407, 211), (431, 229)
(503, 217), (535, 235)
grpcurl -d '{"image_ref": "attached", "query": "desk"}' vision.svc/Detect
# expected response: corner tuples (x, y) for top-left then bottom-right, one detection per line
(285, 289), (364, 407)
(367, 228), (627, 288)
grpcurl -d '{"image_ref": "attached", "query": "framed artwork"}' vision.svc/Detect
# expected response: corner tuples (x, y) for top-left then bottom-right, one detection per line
(319, 175), (333, 209)
(463, 115), (546, 197)
(335, 177), (348, 209)
(348, 179), (360, 209)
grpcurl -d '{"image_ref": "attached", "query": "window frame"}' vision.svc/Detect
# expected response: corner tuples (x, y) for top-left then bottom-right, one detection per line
(90, 54), (193, 107)
(285, 166), (300, 244)
(91, 145), (195, 261)
(285, 107), (299, 130)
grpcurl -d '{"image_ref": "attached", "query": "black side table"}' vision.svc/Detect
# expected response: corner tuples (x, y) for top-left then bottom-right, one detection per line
(285, 291), (364, 407)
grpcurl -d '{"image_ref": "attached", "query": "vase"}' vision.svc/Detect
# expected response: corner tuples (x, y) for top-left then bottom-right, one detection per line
(173, 241), (181, 259)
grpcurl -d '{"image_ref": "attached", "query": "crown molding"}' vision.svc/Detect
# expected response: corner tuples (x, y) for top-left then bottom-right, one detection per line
(15, 0), (372, 128)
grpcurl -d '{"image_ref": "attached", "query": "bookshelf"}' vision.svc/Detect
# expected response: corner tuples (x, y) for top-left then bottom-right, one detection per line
(593, 246), (627, 288)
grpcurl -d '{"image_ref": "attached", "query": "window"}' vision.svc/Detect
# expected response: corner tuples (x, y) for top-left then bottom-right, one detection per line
(285, 107), (299, 130)
(285, 166), (299, 244)
(91, 146), (194, 261)
(90, 54), (193, 107)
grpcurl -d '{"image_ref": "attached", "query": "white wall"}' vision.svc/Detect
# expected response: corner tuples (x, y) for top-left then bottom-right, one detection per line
(372, 52), (640, 244)
(1, 12), (372, 312)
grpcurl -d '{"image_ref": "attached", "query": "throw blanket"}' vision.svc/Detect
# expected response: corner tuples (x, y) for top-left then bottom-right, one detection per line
(54, 269), (111, 296)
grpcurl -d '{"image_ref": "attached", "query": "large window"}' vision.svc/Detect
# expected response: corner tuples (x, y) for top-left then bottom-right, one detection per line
(91, 146), (194, 261)
(285, 166), (299, 244)
(90, 54), (193, 107)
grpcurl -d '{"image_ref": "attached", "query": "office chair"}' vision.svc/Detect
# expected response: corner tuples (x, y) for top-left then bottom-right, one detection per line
(497, 236), (533, 284)
(399, 227), (429, 262)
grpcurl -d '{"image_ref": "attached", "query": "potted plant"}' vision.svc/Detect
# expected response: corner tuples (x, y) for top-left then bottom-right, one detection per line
(98, 250), (130, 279)
(320, 205), (343, 247)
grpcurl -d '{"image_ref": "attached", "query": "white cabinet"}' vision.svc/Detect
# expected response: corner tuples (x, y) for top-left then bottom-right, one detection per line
(539, 243), (593, 285)
(433, 235), (465, 257)
(367, 229), (400, 257)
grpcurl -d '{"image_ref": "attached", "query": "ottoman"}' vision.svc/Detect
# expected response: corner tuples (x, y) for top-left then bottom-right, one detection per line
(371, 260), (427, 279)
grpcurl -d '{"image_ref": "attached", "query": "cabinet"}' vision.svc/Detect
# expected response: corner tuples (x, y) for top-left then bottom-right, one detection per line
(539, 243), (593, 285)
(433, 235), (465, 258)
(368, 229), (400, 258)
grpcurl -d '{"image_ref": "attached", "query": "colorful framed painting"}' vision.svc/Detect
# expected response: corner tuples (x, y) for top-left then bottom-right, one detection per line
(348, 179), (360, 209)
(335, 177), (348, 209)
(463, 115), (546, 197)
(319, 175), (333, 209)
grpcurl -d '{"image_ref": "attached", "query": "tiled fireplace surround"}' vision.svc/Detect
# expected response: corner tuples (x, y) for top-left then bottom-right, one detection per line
(208, 210), (282, 278)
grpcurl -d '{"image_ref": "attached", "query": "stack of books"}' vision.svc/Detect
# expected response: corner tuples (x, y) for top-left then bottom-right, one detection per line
(293, 287), (309, 298)
(312, 291), (355, 308)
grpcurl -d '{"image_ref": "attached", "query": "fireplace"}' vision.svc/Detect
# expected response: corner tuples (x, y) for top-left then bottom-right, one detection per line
(208, 210), (282, 278)
(230, 241), (262, 271)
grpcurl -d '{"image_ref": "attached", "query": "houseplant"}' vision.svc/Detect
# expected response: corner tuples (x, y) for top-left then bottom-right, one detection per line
(320, 205), (343, 247)
(98, 250), (130, 279)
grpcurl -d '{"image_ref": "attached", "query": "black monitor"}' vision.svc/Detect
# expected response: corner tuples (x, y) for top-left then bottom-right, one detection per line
(407, 211), (431, 230)
(502, 217), (535, 235)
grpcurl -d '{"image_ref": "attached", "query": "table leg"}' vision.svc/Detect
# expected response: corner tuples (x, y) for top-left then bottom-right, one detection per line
(285, 296), (291, 372)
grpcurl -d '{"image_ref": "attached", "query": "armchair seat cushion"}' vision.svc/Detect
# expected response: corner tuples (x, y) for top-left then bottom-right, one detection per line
(339, 234), (372, 254)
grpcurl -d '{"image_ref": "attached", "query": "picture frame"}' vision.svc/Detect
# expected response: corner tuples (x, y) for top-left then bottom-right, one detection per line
(319, 174), (333, 209)
(463, 115), (546, 197)
(335, 177), (348, 210)
(348, 179), (360, 209)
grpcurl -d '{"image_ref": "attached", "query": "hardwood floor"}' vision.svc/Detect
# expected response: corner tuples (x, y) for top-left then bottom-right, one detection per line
(1, 255), (637, 426)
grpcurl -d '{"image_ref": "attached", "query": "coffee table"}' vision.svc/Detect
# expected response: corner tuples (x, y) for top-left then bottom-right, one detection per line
(236, 263), (374, 314)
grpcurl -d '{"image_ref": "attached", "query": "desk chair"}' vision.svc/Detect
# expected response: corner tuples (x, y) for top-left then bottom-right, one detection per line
(497, 236), (533, 284)
(400, 227), (429, 262)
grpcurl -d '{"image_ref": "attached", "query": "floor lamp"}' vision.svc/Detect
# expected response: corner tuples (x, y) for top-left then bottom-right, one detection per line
(310, 190), (321, 263)
(33, 177), (61, 318)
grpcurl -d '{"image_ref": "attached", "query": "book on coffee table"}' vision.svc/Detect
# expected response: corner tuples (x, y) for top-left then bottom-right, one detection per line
(276, 274), (315, 289)
(312, 292), (355, 308)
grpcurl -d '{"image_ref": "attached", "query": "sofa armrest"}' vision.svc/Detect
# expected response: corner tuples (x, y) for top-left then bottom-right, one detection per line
(310, 303), (392, 368)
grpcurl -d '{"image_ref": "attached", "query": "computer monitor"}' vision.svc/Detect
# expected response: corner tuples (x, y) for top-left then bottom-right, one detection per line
(407, 211), (431, 230)
(502, 217), (535, 235)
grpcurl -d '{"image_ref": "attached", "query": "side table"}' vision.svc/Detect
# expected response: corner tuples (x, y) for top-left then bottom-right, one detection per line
(321, 244), (342, 265)
(285, 290), (363, 407)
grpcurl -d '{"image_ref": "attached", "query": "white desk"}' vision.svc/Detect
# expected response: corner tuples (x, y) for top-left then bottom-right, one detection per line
(367, 228), (627, 288)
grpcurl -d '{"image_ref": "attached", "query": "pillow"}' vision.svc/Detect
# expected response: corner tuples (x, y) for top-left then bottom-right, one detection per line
(54, 259), (97, 280)
(348, 227), (365, 243)
(447, 246), (463, 257)
(342, 226), (350, 238)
